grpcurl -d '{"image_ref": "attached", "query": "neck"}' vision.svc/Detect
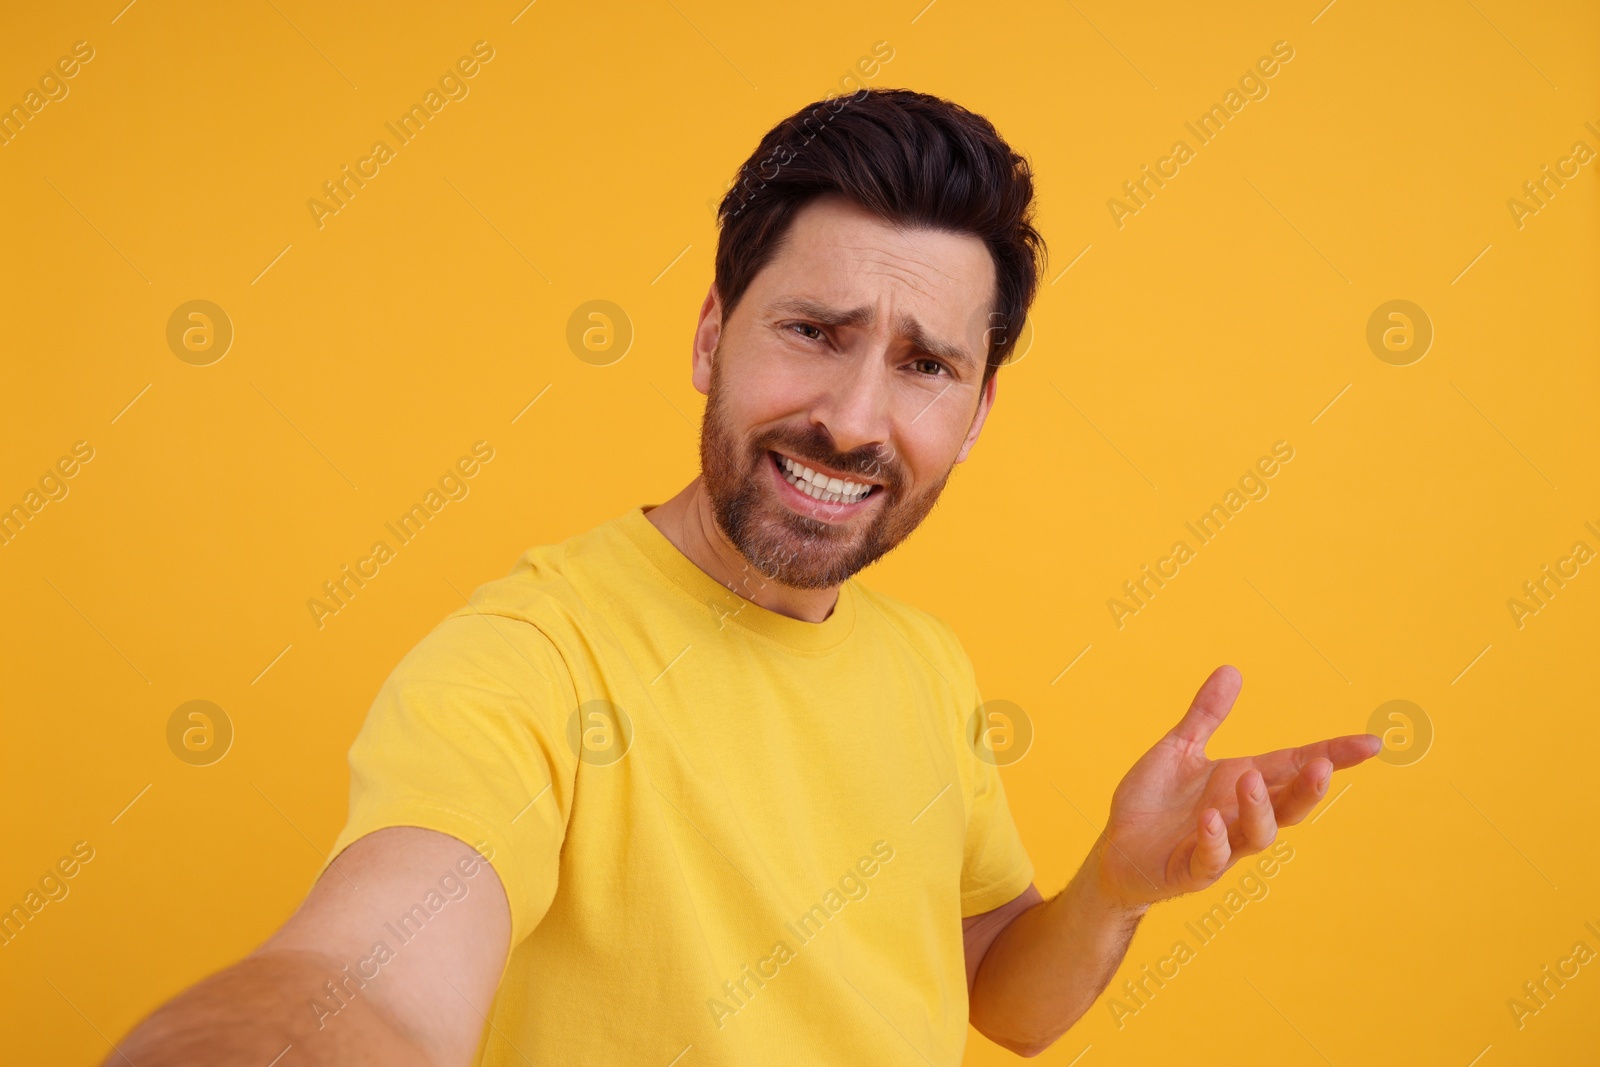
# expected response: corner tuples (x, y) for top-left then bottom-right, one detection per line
(644, 477), (841, 624)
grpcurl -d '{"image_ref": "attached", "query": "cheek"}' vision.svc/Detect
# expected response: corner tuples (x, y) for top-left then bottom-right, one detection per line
(923, 384), (980, 441)
(729, 354), (828, 425)
(889, 421), (962, 489)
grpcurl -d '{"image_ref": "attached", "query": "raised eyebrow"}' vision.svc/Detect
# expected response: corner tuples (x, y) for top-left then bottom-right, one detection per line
(766, 298), (976, 371)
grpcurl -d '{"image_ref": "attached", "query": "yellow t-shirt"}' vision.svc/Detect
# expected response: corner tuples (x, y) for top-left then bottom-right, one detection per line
(322, 505), (1034, 1065)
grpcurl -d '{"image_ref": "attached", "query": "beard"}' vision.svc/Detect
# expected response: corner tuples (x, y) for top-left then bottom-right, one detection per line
(697, 351), (956, 590)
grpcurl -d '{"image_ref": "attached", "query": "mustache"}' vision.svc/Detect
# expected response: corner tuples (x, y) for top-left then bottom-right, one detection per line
(755, 429), (900, 488)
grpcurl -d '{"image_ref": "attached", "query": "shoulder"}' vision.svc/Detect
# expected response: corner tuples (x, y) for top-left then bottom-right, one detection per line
(849, 580), (977, 686)
(390, 516), (631, 688)
(456, 512), (634, 637)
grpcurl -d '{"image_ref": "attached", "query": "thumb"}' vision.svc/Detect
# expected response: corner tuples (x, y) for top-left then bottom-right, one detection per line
(1168, 665), (1243, 753)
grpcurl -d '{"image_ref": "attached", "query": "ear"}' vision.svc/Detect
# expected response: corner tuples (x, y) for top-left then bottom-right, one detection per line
(954, 372), (998, 464)
(691, 284), (722, 396)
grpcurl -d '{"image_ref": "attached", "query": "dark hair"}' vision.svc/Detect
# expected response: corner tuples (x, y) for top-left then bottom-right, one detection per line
(713, 87), (1047, 385)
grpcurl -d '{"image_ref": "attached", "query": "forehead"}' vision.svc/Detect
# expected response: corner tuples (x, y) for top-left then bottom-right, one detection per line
(746, 194), (996, 329)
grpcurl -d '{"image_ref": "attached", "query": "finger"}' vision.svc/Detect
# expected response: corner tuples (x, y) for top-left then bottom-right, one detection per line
(1270, 758), (1331, 827)
(1188, 807), (1231, 884)
(1168, 665), (1243, 752)
(1235, 769), (1278, 851)
(1254, 732), (1383, 781)
(1318, 732), (1383, 770)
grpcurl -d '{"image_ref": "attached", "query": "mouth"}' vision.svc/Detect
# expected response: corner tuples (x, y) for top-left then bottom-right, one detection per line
(767, 450), (884, 512)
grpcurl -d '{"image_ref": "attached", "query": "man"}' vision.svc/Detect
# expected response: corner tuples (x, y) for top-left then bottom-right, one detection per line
(113, 88), (1379, 1065)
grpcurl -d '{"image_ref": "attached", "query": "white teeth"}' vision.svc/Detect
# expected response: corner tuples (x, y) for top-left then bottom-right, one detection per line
(777, 454), (873, 504)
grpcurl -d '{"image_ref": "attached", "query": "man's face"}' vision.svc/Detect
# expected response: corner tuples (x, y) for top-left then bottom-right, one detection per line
(692, 193), (1000, 591)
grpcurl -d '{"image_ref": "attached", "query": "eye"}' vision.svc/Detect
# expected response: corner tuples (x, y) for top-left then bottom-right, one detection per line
(787, 322), (825, 342)
(911, 357), (951, 378)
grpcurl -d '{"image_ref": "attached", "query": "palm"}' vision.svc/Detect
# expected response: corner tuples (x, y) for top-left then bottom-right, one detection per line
(1093, 666), (1381, 907)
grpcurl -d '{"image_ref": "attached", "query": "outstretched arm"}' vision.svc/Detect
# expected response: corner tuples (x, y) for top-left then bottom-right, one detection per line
(107, 826), (511, 1067)
(965, 665), (1381, 1056)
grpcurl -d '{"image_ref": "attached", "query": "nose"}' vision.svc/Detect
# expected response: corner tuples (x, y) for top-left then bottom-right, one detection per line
(808, 349), (894, 459)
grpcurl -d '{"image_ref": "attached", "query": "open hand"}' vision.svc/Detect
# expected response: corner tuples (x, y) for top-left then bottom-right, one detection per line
(1091, 665), (1381, 909)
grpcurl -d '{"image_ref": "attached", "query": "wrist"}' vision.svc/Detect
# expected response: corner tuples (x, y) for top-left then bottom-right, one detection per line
(1081, 838), (1154, 918)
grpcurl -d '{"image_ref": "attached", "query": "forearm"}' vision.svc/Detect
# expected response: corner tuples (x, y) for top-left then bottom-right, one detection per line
(110, 949), (434, 1067)
(969, 843), (1148, 1056)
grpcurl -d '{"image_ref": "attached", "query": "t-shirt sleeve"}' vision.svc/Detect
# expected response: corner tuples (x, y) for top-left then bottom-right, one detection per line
(927, 616), (1036, 918)
(958, 682), (1037, 917)
(317, 606), (581, 949)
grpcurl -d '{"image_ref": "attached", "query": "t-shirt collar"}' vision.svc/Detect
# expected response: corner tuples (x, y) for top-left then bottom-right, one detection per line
(617, 505), (857, 653)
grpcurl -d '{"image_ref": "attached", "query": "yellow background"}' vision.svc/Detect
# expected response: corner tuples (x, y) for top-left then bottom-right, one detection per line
(2, 0), (1597, 1063)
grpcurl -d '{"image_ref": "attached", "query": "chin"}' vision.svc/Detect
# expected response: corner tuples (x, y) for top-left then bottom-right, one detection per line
(735, 506), (898, 589)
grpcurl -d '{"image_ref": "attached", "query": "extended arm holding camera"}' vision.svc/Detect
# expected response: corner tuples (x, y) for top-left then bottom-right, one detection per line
(105, 827), (510, 1067)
